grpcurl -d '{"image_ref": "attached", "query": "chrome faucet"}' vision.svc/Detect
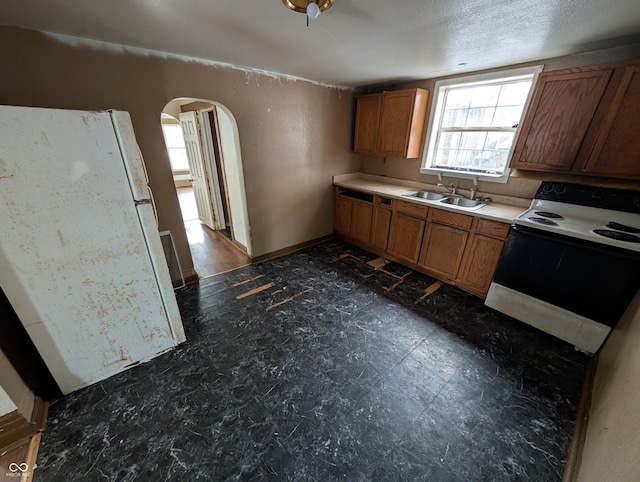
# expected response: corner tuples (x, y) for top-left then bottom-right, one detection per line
(437, 183), (457, 195)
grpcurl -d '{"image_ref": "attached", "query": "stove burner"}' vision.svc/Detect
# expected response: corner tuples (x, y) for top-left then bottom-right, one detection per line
(533, 211), (563, 219)
(528, 217), (558, 226)
(593, 229), (640, 243)
(606, 222), (640, 234)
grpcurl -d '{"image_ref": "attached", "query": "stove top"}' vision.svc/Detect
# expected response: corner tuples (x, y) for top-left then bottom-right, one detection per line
(515, 199), (640, 252)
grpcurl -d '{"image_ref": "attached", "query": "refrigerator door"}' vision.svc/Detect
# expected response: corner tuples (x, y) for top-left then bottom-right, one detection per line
(0, 106), (181, 394)
(135, 203), (186, 344)
(110, 110), (186, 344)
(109, 110), (151, 201)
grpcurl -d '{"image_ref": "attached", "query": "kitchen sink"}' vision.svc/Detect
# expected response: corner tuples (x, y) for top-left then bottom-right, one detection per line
(439, 197), (485, 209)
(403, 191), (447, 201)
(402, 190), (487, 210)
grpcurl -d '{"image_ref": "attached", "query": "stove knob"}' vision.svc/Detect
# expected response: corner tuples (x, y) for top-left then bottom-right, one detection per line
(591, 190), (603, 199)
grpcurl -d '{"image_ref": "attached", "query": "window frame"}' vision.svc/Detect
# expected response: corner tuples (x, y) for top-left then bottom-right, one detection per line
(161, 123), (191, 173)
(420, 65), (543, 184)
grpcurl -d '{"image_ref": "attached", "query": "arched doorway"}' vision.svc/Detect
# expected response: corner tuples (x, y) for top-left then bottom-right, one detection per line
(161, 98), (252, 278)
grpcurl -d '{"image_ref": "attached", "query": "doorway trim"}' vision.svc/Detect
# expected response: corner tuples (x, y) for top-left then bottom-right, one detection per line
(162, 97), (252, 260)
(198, 107), (227, 232)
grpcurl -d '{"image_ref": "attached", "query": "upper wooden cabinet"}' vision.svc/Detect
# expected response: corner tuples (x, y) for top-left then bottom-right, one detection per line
(579, 64), (640, 178)
(353, 95), (382, 155)
(354, 88), (429, 159)
(510, 60), (640, 180)
(510, 69), (612, 172)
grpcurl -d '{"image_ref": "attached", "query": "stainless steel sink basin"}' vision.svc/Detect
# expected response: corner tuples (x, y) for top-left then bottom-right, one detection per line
(439, 197), (485, 209)
(403, 191), (447, 201)
(402, 190), (487, 210)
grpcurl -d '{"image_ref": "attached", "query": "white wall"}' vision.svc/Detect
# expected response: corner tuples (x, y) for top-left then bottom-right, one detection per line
(216, 105), (251, 253)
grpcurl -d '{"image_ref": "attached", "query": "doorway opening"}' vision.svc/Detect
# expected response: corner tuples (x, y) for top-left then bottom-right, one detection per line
(161, 99), (251, 278)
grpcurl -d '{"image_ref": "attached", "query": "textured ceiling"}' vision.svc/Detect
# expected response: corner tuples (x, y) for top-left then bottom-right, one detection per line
(1, 0), (640, 87)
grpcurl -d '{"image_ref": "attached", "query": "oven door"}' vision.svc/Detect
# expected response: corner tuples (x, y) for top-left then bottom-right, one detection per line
(485, 224), (640, 353)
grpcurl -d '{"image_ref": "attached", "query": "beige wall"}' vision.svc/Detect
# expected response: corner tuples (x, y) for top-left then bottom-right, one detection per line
(360, 44), (640, 201)
(0, 27), (362, 272)
(577, 292), (640, 481)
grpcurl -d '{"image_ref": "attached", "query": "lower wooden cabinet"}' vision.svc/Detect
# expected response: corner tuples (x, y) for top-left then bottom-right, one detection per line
(351, 200), (373, 244)
(333, 188), (510, 299)
(458, 218), (510, 297)
(334, 188), (374, 244)
(458, 234), (506, 296)
(419, 223), (469, 280)
(387, 212), (426, 264)
(371, 205), (392, 250)
(334, 195), (352, 236)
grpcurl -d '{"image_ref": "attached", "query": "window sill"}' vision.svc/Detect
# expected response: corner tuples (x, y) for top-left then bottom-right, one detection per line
(419, 167), (510, 184)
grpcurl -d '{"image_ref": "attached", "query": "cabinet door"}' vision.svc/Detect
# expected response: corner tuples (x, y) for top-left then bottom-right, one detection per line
(579, 65), (640, 179)
(334, 195), (352, 236)
(371, 206), (392, 250)
(419, 224), (469, 280)
(510, 69), (612, 172)
(378, 90), (420, 158)
(387, 213), (426, 264)
(459, 234), (506, 297)
(351, 200), (373, 244)
(354, 94), (382, 155)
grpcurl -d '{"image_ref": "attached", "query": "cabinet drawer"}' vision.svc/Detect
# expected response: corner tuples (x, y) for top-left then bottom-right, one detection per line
(430, 208), (473, 229)
(476, 219), (510, 239)
(395, 200), (429, 218)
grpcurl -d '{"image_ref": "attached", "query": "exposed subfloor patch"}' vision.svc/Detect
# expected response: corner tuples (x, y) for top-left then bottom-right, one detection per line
(34, 239), (589, 481)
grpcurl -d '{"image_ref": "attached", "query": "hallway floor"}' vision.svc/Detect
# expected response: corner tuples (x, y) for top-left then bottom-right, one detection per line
(34, 240), (589, 481)
(177, 186), (250, 278)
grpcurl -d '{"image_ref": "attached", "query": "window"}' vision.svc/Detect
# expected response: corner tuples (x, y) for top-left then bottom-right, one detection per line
(421, 66), (542, 183)
(161, 124), (190, 171)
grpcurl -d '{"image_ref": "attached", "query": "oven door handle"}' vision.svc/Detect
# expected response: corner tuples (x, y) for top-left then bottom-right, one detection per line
(510, 224), (640, 257)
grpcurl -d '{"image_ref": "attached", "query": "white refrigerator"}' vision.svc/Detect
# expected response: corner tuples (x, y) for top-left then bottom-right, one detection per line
(0, 106), (186, 395)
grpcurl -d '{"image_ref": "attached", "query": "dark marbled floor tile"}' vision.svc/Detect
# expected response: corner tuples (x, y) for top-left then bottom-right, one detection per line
(34, 239), (589, 481)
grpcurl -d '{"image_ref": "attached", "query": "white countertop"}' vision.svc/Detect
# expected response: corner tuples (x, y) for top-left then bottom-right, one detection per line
(333, 173), (529, 224)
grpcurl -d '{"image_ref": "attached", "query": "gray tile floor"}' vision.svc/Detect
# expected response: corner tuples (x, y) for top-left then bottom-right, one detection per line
(34, 240), (589, 481)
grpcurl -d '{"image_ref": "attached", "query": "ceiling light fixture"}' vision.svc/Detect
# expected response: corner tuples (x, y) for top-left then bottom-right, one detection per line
(282, 0), (334, 26)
